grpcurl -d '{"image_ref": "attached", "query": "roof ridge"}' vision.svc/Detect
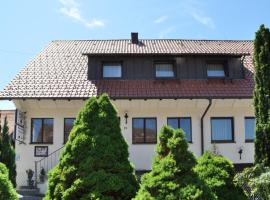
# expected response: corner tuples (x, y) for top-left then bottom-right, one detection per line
(51, 39), (253, 42)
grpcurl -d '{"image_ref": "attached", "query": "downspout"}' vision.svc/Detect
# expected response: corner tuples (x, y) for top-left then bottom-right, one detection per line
(200, 99), (212, 155)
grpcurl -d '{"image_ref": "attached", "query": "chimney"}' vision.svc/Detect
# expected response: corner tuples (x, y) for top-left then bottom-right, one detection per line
(131, 32), (139, 44)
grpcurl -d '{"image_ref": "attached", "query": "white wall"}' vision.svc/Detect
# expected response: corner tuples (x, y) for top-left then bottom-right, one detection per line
(13, 98), (254, 188)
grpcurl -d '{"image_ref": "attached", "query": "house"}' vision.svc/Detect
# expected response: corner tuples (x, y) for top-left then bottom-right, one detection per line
(0, 33), (255, 192)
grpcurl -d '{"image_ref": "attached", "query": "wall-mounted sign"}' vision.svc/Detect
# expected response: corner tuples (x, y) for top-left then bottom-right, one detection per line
(34, 146), (48, 157)
(15, 110), (25, 142)
(16, 110), (25, 127)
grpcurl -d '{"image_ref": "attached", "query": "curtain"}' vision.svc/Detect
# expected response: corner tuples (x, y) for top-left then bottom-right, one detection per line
(156, 63), (174, 77)
(180, 118), (191, 142)
(245, 118), (255, 140)
(211, 118), (232, 141)
(207, 63), (225, 77)
(103, 64), (121, 77)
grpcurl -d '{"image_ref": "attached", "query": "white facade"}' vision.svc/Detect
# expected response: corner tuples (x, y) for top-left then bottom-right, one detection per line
(13, 98), (254, 190)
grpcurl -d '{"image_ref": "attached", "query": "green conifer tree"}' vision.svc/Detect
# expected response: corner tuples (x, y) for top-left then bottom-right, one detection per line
(194, 152), (246, 200)
(134, 126), (215, 200)
(45, 94), (138, 200)
(253, 25), (270, 165)
(0, 162), (18, 200)
(0, 117), (16, 187)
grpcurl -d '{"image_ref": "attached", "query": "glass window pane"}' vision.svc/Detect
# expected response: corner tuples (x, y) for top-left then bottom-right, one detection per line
(207, 63), (225, 77)
(32, 119), (42, 143)
(168, 118), (179, 129)
(43, 119), (53, 143)
(156, 63), (174, 77)
(145, 119), (157, 143)
(103, 63), (122, 78)
(64, 118), (75, 143)
(211, 118), (233, 141)
(133, 119), (144, 143)
(245, 118), (255, 141)
(180, 118), (192, 142)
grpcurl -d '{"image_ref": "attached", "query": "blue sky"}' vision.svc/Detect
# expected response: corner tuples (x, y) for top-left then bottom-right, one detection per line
(0, 0), (270, 109)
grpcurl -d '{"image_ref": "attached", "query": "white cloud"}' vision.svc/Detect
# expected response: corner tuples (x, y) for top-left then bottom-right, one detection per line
(86, 19), (105, 28)
(159, 27), (175, 39)
(59, 0), (105, 28)
(182, 0), (215, 29)
(154, 15), (168, 24)
(189, 10), (215, 29)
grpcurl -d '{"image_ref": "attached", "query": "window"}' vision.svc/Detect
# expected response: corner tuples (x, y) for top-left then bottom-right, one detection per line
(245, 117), (255, 142)
(102, 62), (122, 78)
(211, 117), (234, 142)
(167, 117), (192, 142)
(132, 118), (157, 144)
(31, 118), (53, 144)
(64, 118), (75, 143)
(155, 62), (174, 78)
(207, 62), (226, 78)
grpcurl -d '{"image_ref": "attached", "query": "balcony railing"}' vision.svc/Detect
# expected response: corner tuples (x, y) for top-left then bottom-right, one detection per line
(34, 146), (64, 187)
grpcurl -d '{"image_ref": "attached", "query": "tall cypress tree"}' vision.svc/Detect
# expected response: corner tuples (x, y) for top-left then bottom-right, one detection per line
(0, 117), (16, 187)
(45, 94), (138, 200)
(253, 25), (270, 165)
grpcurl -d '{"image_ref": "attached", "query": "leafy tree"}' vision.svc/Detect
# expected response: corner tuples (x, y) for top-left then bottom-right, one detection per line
(253, 24), (270, 165)
(134, 126), (215, 200)
(0, 117), (16, 187)
(194, 152), (246, 200)
(0, 162), (18, 200)
(45, 94), (138, 200)
(234, 164), (270, 199)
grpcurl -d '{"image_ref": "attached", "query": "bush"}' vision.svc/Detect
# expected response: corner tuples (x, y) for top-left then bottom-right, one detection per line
(45, 94), (138, 200)
(252, 171), (270, 200)
(0, 117), (16, 187)
(0, 162), (18, 200)
(194, 152), (246, 200)
(235, 164), (270, 199)
(134, 126), (215, 200)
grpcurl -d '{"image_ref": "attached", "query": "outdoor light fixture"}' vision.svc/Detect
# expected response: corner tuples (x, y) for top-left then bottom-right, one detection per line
(124, 112), (128, 124)
(238, 147), (243, 160)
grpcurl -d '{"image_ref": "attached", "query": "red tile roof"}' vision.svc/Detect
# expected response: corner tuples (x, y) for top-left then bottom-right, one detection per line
(0, 39), (254, 99)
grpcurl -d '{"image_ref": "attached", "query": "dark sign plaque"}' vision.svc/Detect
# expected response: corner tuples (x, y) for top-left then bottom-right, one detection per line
(34, 146), (48, 157)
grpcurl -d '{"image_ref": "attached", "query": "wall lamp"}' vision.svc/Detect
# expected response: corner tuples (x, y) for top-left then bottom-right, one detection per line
(124, 112), (129, 124)
(238, 147), (243, 160)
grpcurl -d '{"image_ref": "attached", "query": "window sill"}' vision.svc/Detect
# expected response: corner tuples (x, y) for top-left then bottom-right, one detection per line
(29, 142), (53, 145)
(102, 77), (122, 80)
(245, 140), (254, 143)
(132, 142), (157, 145)
(211, 140), (235, 144)
(155, 77), (176, 80)
(207, 76), (226, 80)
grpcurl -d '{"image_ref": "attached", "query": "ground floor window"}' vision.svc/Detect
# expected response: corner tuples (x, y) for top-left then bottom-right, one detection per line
(64, 118), (76, 143)
(31, 118), (53, 144)
(211, 117), (234, 143)
(132, 118), (157, 144)
(167, 117), (192, 142)
(245, 117), (255, 142)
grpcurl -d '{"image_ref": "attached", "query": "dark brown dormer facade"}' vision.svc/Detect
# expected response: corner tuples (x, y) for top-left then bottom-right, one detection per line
(87, 55), (244, 80)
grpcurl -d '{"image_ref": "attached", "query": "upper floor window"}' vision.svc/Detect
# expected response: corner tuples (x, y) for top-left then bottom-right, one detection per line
(167, 117), (192, 142)
(207, 62), (227, 78)
(211, 117), (234, 143)
(102, 62), (122, 78)
(245, 117), (255, 142)
(31, 118), (53, 144)
(155, 62), (175, 78)
(132, 118), (157, 144)
(64, 118), (75, 143)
